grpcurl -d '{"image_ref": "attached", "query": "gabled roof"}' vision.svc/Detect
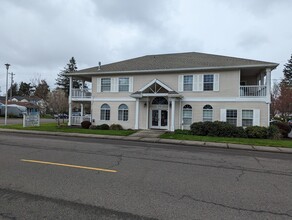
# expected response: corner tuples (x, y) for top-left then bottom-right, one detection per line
(131, 79), (181, 98)
(69, 52), (278, 77)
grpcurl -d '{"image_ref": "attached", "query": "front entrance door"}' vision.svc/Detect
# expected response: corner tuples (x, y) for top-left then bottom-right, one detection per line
(151, 109), (168, 129)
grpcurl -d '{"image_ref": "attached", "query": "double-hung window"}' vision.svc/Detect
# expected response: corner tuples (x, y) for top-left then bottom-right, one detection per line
(226, 110), (237, 126)
(242, 110), (253, 127)
(101, 78), (111, 92)
(119, 78), (129, 92)
(203, 74), (214, 91)
(183, 75), (193, 91)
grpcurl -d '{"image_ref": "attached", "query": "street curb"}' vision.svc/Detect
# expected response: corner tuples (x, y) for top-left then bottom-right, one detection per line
(0, 128), (291, 154)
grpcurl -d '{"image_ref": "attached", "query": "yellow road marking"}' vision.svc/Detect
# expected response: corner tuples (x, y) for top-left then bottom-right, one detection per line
(21, 159), (117, 173)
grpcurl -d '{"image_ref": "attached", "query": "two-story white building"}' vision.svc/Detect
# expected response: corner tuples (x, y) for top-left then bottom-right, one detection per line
(67, 52), (278, 131)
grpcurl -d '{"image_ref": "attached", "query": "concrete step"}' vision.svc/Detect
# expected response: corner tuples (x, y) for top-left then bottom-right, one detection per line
(130, 129), (166, 138)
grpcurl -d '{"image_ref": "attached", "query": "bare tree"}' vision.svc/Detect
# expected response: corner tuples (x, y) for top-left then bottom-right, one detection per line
(276, 83), (292, 121)
(270, 81), (280, 118)
(48, 89), (68, 125)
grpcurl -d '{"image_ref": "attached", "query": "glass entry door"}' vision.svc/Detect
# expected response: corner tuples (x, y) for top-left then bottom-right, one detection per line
(151, 109), (168, 129)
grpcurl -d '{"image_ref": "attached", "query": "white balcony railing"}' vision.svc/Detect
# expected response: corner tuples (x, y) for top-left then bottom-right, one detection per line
(72, 89), (92, 99)
(71, 116), (91, 125)
(240, 85), (267, 97)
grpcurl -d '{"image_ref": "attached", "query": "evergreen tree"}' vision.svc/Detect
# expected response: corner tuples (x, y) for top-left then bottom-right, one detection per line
(7, 83), (18, 98)
(18, 82), (32, 96)
(56, 57), (80, 96)
(34, 79), (50, 100)
(275, 54), (292, 120)
(282, 54), (292, 86)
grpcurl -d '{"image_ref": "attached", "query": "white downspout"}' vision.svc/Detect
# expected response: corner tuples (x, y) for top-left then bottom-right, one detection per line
(68, 77), (73, 126)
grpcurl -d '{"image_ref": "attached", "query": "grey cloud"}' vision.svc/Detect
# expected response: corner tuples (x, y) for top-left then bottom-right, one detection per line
(237, 32), (269, 51)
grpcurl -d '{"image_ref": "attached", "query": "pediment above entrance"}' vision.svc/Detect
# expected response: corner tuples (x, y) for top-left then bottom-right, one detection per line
(130, 79), (182, 98)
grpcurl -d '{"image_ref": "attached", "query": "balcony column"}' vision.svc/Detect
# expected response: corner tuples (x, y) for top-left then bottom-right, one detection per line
(80, 103), (84, 122)
(171, 99), (175, 132)
(266, 68), (271, 103)
(82, 80), (85, 98)
(135, 98), (140, 129)
(68, 77), (73, 126)
(146, 98), (149, 129)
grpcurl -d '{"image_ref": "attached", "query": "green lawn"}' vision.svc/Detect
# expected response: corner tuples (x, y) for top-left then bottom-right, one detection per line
(0, 123), (136, 136)
(160, 133), (292, 148)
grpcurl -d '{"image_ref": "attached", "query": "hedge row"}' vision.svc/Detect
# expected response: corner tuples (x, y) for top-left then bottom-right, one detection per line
(177, 121), (291, 139)
(81, 121), (124, 130)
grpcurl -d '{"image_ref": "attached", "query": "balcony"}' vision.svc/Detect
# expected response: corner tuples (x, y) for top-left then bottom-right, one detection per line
(72, 88), (92, 99)
(240, 85), (267, 97)
(71, 115), (91, 125)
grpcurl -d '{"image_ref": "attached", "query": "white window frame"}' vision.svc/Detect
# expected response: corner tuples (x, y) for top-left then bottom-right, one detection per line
(101, 78), (111, 92)
(242, 110), (253, 127)
(203, 74), (214, 91)
(182, 104), (192, 125)
(118, 77), (130, 92)
(203, 105), (213, 122)
(100, 103), (110, 120)
(226, 109), (237, 126)
(118, 104), (129, 121)
(183, 75), (193, 91)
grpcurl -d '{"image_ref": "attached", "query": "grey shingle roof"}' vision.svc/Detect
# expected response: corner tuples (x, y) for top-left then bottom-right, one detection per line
(71, 52), (278, 75)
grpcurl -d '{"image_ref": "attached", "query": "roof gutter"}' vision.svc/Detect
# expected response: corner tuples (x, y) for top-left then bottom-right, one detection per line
(67, 63), (279, 76)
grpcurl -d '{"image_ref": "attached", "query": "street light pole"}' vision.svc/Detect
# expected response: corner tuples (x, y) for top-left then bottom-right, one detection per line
(9, 72), (15, 100)
(5, 63), (10, 126)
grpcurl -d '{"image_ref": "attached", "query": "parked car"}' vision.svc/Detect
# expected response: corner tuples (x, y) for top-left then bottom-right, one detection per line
(54, 113), (68, 119)
(72, 112), (81, 116)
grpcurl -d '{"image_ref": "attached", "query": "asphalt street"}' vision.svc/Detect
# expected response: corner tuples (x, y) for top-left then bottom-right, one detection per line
(0, 132), (291, 220)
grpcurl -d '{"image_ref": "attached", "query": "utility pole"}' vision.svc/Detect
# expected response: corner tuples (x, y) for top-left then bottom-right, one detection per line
(9, 72), (15, 100)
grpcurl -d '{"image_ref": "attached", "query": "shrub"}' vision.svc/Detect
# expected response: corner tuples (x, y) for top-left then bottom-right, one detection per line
(271, 121), (291, 138)
(190, 122), (208, 136)
(81, 121), (91, 129)
(89, 125), (97, 130)
(99, 124), (110, 130)
(174, 129), (191, 135)
(110, 124), (123, 130)
(190, 121), (244, 137)
(267, 125), (281, 140)
(245, 126), (268, 139)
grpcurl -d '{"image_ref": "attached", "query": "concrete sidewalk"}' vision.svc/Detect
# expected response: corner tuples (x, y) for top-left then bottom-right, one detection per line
(0, 128), (291, 154)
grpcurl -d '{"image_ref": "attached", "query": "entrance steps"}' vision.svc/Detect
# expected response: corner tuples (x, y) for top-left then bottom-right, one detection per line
(130, 129), (166, 138)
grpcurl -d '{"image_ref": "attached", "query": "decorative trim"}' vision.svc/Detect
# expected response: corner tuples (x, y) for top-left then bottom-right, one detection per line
(92, 98), (136, 102)
(182, 97), (267, 102)
(67, 63), (278, 77)
(138, 78), (174, 92)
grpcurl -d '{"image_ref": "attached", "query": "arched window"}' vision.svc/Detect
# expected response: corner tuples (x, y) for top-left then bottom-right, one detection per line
(183, 104), (192, 125)
(152, 97), (168, 105)
(100, 104), (110, 120)
(118, 104), (128, 121)
(203, 104), (213, 122)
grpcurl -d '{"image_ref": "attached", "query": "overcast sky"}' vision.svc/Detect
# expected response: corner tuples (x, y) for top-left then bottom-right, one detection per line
(0, 0), (292, 95)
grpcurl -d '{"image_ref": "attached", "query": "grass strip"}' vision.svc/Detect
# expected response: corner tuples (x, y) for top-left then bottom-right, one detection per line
(160, 133), (292, 148)
(0, 123), (136, 136)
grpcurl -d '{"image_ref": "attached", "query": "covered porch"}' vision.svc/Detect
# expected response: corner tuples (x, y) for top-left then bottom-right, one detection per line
(239, 68), (271, 98)
(68, 76), (92, 126)
(131, 79), (182, 131)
